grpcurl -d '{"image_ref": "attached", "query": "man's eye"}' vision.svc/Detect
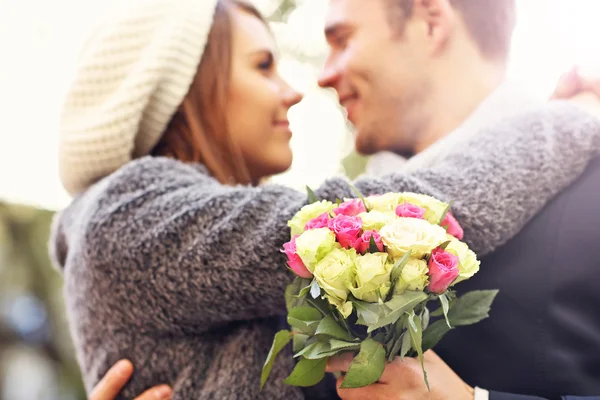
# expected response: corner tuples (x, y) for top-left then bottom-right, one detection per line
(334, 35), (348, 49)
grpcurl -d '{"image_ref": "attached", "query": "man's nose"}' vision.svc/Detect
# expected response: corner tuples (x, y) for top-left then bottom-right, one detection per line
(318, 60), (339, 89)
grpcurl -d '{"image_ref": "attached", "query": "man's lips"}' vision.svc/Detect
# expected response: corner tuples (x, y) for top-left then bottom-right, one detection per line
(340, 95), (359, 123)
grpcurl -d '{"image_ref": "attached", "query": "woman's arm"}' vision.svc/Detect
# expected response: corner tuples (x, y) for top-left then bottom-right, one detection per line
(52, 102), (600, 332)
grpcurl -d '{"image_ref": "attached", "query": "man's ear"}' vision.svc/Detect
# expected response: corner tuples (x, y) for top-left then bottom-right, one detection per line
(412, 0), (456, 55)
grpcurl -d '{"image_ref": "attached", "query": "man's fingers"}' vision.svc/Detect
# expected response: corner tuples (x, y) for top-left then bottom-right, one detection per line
(89, 359), (134, 400)
(134, 385), (172, 400)
(552, 67), (581, 99)
(325, 352), (355, 373)
(578, 67), (600, 96)
(335, 376), (388, 400)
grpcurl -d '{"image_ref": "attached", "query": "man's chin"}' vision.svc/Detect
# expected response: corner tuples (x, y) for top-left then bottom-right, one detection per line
(354, 134), (379, 156)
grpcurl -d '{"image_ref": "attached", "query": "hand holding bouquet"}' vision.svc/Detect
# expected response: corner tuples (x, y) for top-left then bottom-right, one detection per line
(261, 189), (498, 390)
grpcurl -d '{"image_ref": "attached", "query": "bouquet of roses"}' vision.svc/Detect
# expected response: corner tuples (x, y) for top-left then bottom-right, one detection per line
(261, 188), (498, 390)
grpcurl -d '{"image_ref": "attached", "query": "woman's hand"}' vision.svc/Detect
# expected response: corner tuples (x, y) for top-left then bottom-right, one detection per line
(89, 359), (172, 400)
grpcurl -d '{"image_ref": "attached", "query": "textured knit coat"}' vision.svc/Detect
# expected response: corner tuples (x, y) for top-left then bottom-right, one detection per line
(50, 103), (600, 399)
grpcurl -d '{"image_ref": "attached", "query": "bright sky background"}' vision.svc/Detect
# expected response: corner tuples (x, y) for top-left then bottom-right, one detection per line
(0, 0), (599, 210)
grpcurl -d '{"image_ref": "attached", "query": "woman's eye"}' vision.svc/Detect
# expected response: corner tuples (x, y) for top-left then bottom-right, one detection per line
(258, 55), (274, 71)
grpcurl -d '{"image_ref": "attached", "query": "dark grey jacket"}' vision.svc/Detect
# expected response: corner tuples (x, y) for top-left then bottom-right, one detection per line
(49, 103), (600, 399)
(438, 156), (600, 400)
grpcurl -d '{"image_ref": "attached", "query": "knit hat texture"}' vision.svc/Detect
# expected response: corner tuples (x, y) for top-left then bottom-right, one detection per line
(58, 0), (219, 195)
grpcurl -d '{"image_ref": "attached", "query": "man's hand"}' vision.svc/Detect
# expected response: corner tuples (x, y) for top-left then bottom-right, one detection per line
(552, 67), (600, 100)
(326, 351), (474, 400)
(552, 67), (600, 119)
(89, 359), (172, 400)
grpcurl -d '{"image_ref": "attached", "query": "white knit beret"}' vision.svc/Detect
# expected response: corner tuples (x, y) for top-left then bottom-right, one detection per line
(58, 0), (219, 196)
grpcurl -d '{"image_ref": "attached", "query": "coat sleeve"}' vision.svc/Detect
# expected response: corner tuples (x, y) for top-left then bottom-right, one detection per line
(489, 391), (600, 400)
(59, 101), (600, 332)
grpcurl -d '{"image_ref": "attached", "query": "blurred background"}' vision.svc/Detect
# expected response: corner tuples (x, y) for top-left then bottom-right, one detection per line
(0, 0), (599, 398)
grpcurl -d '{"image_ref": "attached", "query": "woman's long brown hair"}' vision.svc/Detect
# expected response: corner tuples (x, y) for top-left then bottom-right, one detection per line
(152, 0), (266, 185)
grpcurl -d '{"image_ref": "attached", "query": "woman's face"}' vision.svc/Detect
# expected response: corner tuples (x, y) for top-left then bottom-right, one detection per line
(226, 7), (302, 183)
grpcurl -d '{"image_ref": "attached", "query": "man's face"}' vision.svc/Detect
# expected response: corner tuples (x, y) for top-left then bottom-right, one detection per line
(319, 0), (432, 155)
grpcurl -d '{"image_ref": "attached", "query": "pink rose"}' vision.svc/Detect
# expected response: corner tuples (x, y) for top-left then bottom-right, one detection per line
(333, 199), (367, 217)
(353, 230), (384, 254)
(328, 215), (363, 248)
(441, 212), (464, 240)
(282, 236), (313, 279)
(427, 248), (460, 294)
(396, 203), (426, 219)
(305, 212), (330, 230)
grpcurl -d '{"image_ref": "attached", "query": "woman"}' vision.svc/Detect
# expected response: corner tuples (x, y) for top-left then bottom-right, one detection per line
(50, 0), (600, 399)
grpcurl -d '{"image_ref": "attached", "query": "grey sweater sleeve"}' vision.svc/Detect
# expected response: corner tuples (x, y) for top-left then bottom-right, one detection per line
(51, 102), (600, 332)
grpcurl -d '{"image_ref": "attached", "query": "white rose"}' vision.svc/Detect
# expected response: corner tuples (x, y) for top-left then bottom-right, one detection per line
(380, 217), (447, 258)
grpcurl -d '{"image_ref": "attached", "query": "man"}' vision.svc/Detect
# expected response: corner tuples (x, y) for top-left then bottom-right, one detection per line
(317, 0), (600, 399)
(92, 0), (600, 398)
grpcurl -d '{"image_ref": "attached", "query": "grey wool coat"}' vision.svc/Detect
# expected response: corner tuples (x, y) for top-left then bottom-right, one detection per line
(50, 102), (600, 399)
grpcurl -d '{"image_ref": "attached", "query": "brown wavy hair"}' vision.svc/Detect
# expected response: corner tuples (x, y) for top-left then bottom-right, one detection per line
(151, 0), (266, 185)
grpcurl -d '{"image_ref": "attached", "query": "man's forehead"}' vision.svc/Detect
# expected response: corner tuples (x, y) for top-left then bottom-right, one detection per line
(324, 0), (381, 32)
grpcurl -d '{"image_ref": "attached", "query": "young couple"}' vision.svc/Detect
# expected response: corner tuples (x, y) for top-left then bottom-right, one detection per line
(51, 0), (600, 399)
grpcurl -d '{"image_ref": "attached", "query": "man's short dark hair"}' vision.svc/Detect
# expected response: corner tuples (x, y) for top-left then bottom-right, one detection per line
(386, 0), (517, 60)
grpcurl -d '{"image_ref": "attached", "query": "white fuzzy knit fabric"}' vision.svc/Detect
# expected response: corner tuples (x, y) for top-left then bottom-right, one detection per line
(58, 0), (218, 196)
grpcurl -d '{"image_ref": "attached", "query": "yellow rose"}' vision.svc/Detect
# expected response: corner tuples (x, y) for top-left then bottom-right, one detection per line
(366, 193), (402, 212)
(350, 253), (393, 303)
(394, 258), (429, 294)
(358, 210), (397, 231)
(288, 200), (335, 237)
(445, 236), (480, 285)
(313, 248), (356, 317)
(295, 228), (338, 273)
(380, 217), (447, 259)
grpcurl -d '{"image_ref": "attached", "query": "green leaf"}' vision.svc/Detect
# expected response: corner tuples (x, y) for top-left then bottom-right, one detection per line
(299, 281), (313, 298)
(347, 182), (369, 212)
(287, 307), (323, 335)
(307, 186), (319, 204)
(306, 296), (330, 317)
(310, 280), (321, 299)
(366, 291), (429, 333)
(354, 300), (380, 326)
(288, 306), (322, 322)
(285, 278), (311, 311)
(438, 200), (455, 226)
(283, 357), (328, 387)
(421, 319), (452, 353)
(388, 252), (413, 299)
(261, 330), (293, 390)
(408, 312), (430, 391)
(391, 252), (412, 285)
(368, 235), (380, 253)
(421, 307), (430, 331)
(439, 294), (452, 328)
(329, 339), (361, 351)
(340, 339), (386, 388)
(447, 290), (499, 326)
(387, 336), (402, 362)
(439, 240), (451, 250)
(372, 332), (386, 344)
(315, 315), (353, 341)
(400, 330), (412, 358)
(294, 341), (331, 359)
(315, 339), (361, 358)
(293, 333), (309, 353)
